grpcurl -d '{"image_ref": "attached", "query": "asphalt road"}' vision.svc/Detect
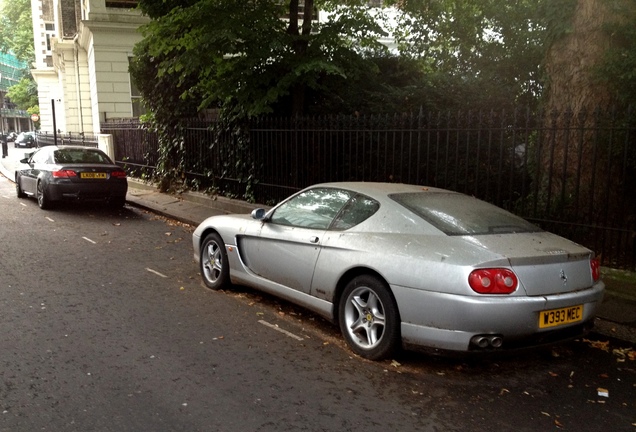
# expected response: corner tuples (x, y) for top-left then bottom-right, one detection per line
(0, 173), (634, 431)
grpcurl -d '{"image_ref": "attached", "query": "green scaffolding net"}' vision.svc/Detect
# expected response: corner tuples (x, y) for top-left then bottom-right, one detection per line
(0, 52), (28, 92)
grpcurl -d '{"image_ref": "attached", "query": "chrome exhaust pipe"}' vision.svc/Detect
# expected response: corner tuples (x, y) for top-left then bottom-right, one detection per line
(489, 336), (503, 348)
(471, 336), (490, 348)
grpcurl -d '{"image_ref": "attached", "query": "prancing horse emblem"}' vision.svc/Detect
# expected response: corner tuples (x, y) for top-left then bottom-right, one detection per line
(560, 269), (568, 284)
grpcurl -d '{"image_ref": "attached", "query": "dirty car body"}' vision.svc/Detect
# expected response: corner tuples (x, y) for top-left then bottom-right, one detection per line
(15, 145), (127, 210)
(192, 182), (604, 360)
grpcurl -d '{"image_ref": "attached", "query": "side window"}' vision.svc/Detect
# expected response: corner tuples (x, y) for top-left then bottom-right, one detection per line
(270, 188), (353, 229)
(332, 194), (380, 230)
(32, 150), (50, 164)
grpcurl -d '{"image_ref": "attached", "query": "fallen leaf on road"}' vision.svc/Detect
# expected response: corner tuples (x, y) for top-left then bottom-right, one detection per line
(541, 412), (550, 417)
(554, 419), (564, 428)
(549, 371), (558, 377)
(612, 347), (635, 362)
(499, 388), (509, 396)
(583, 338), (610, 352)
(390, 360), (401, 368)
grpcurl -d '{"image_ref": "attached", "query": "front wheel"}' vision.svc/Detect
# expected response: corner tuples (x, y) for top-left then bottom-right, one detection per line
(200, 233), (230, 290)
(339, 275), (400, 360)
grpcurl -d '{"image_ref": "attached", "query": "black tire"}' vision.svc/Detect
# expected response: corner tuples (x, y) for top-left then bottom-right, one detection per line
(339, 275), (401, 360)
(37, 180), (52, 210)
(200, 232), (230, 290)
(109, 196), (126, 208)
(16, 177), (26, 198)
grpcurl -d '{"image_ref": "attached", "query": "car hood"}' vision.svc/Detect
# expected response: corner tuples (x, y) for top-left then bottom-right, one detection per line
(463, 232), (595, 296)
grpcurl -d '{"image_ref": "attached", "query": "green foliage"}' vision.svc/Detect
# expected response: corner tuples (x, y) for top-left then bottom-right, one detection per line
(6, 76), (38, 110)
(133, 0), (387, 120)
(132, 0), (390, 194)
(595, 0), (636, 107)
(390, 0), (553, 110)
(0, 0), (35, 62)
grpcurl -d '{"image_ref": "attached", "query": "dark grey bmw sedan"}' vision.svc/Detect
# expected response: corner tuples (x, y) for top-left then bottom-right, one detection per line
(15, 145), (128, 209)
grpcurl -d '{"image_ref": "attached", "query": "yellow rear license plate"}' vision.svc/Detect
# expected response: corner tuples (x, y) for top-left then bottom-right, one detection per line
(539, 305), (583, 329)
(80, 172), (107, 179)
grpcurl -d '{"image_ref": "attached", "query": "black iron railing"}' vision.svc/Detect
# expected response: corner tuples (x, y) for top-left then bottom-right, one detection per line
(36, 131), (99, 147)
(101, 107), (636, 270)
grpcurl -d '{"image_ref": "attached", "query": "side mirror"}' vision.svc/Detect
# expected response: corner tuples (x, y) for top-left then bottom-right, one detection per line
(251, 208), (266, 220)
(19, 157), (29, 164)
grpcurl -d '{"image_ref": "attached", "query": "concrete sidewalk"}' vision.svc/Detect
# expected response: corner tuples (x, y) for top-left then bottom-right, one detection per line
(1, 142), (634, 342)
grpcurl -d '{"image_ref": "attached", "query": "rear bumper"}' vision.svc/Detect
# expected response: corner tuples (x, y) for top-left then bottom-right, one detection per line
(45, 180), (128, 202)
(394, 281), (605, 351)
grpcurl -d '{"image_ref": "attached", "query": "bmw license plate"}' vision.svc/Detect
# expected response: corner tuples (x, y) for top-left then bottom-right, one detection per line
(539, 305), (583, 328)
(80, 172), (107, 179)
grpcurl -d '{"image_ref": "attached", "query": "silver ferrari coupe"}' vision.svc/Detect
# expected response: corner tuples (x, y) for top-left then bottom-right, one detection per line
(192, 182), (604, 360)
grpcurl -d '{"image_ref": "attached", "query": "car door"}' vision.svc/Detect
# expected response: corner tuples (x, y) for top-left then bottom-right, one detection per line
(19, 149), (48, 194)
(238, 188), (353, 294)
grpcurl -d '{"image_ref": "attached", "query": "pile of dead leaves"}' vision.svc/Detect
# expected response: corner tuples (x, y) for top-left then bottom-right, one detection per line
(582, 338), (635, 362)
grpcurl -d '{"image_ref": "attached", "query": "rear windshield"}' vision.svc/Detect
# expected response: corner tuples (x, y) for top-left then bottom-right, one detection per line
(54, 149), (111, 164)
(390, 192), (541, 236)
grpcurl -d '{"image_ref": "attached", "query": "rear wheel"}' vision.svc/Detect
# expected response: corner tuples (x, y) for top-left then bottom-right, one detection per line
(15, 177), (26, 198)
(37, 181), (52, 210)
(109, 196), (126, 208)
(339, 275), (400, 360)
(200, 233), (230, 290)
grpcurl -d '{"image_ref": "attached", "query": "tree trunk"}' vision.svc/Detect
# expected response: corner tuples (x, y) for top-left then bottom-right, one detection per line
(544, 0), (614, 114)
(540, 0), (625, 224)
(287, 0), (313, 116)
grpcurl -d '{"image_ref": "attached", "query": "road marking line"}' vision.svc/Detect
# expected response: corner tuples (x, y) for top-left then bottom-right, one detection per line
(258, 320), (304, 341)
(45, 217), (54, 222)
(82, 237), (96, 244)
(146, 268), (168, 278)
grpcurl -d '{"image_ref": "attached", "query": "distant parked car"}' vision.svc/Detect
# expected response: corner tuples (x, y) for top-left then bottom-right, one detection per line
(15, 145), (128, 209)
(193, 182), (605, 360)
(14, 132), (36, 148)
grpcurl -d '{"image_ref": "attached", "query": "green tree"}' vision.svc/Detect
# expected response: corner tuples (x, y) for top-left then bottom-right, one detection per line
(6, 76), (38, 110)
(389, 0), (549, 111)
(0, 0), (34, 63)
(132, 0), (388, 120)
(130, 0), (391, 193)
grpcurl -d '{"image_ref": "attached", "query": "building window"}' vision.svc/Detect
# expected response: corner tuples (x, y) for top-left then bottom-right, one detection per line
(45, 23), (55, 53)
(129, 58), (145, 117)
(106, 0), (138, 8)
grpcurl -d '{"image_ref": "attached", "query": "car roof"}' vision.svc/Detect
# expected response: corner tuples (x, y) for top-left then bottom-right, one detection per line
(308, 182), (455, 197)
(40, 145), (101, 152)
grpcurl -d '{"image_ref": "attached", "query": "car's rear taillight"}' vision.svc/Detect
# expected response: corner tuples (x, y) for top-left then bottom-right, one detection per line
(590, 257), (600, 282)
(52, 170), (77, 178)
(469, 268), (518, 294)
(110, 170), (127, 179)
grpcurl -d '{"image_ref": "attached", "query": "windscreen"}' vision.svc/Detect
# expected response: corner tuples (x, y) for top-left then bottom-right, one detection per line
(390, 192), (541, 236)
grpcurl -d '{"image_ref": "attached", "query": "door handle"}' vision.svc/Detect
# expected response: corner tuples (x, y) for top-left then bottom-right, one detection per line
(309, 236), (319, 244)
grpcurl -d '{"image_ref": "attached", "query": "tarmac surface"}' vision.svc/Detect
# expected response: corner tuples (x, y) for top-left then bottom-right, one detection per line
(1, 142), (635, 343)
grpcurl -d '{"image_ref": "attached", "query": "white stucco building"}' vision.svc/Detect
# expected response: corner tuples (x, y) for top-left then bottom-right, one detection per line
(30, 0), (148, 134)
